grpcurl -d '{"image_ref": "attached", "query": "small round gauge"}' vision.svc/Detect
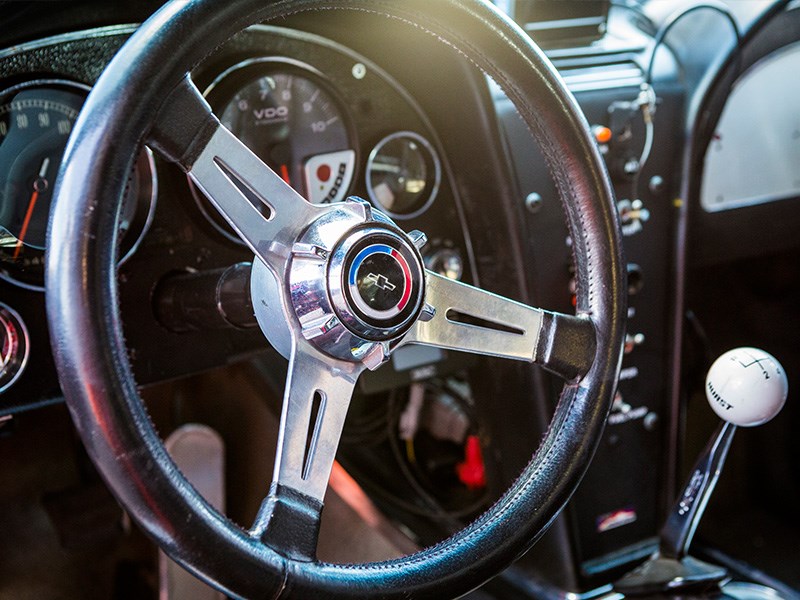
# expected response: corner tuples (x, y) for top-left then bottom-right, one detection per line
(0, 80), (157, 291)
(365, 131), (441, 218)
(193, 59), (356, 243)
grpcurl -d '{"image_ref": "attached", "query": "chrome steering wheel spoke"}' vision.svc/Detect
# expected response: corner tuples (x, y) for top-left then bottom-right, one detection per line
(250, 341), (363, 560)
(271, 342), (362, 502)
(403, 271), (597, 381)
(149, 77), (322, 275)
(188, 125), (318, 272)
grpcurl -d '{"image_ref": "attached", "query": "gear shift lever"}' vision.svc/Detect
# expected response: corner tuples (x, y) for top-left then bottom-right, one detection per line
(615, 347), (788, 596)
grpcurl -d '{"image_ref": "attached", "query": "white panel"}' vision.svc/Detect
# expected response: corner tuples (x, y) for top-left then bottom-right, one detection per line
(701, 41), (800, 211)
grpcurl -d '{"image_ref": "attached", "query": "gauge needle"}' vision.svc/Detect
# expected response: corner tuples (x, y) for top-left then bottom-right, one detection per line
(13, 157), (50, 260)
(369, 163), (402, 174)
(12, 190), (38, 260)
(279, 164), (291, 186)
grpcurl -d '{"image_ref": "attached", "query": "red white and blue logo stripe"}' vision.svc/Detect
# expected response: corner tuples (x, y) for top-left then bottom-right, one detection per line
(348, 243), (412, 320)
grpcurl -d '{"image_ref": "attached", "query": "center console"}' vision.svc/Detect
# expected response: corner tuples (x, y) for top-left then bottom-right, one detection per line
(491, 6), (686, 592)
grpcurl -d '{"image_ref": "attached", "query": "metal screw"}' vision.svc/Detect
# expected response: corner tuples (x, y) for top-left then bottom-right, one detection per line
(408, 230), (428, 250)
(419, 303), (436, 322)
(352, 63), (367, 80)
(525, 192), (543, 214)
(649, 175), (665, 194)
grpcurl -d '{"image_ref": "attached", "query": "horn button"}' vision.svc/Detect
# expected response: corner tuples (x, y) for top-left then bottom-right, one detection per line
(250, 198), (427, 370)
(336, 232), (424, 334)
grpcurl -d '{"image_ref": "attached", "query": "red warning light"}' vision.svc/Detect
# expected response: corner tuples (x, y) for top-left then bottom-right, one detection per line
(316, 164), (332, 183)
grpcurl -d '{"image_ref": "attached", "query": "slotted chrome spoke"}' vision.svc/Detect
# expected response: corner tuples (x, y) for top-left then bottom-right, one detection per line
(250, 343), (362, 559)
(272, 345), (360, 500)
(403, 271), (596, 380)
(188, 125), (317, 271)
(150, 76), (317, 273)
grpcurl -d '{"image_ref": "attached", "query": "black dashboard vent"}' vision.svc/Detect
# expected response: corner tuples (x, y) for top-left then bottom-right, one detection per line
(506, 0), (611, 47)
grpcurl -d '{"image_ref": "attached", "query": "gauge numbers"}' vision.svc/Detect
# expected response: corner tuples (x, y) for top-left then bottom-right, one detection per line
(218, 70), (355, 205)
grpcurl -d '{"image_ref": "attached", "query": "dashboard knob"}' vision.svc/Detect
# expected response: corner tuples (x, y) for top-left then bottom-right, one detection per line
(0, 303), (30, 392)
(617, 199), (650, 236)
(705, 347), (788, 427)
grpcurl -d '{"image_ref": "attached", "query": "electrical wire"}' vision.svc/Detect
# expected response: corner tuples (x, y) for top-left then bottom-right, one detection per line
(383, 390), (491, 523)
(644, 1), (742, 85)
(639, 115), (654, 169)
(637, 83), (656, 169)
(610, 2), (741, 191)
(338, 384), (490, 524)
(336, 389), (452, 521)
(387, 394), (456, 523)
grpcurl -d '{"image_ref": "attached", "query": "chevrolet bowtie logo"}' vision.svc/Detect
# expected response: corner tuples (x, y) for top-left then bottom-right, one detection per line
(364, 272), (396, 291)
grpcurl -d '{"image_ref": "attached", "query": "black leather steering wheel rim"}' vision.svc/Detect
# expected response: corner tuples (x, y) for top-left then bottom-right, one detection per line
(46, 1), (626, 598)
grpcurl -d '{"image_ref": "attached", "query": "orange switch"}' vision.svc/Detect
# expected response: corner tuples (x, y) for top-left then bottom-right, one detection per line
(593, 125), (613, 144)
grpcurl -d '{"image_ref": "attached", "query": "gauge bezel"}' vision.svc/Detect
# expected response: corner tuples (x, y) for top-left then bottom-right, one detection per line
(0, 78), (158, 292)
(189, 56), (359, 245)
(0, 302), (30, 393)
(119, 146), (159, 267)
(364, 130), (441, 220)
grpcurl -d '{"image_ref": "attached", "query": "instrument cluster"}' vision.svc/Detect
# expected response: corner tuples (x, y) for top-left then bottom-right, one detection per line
(189, 28), (448, 244)
(0, 24), (471, 412)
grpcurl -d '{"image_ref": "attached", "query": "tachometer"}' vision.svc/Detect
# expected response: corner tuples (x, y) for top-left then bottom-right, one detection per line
(192, 59), (356, 243)
(0, 80), (157, 290)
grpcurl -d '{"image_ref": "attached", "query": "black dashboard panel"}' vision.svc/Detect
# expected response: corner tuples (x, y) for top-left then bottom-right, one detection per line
(492, 35), (686, 587)
(0, 22), (474, 413)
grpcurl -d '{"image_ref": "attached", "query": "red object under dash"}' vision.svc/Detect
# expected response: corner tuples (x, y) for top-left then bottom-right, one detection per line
(457, 435), (487, 490)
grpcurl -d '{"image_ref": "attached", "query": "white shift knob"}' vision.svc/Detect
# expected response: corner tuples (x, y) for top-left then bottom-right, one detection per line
(705, 347), (788, 427)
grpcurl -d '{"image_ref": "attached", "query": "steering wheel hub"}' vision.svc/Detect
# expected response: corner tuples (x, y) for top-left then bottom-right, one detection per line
(252, 197), (426, 369)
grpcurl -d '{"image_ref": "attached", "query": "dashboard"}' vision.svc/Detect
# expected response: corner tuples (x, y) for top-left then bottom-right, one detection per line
(0, 1), (799, 598)
(0, 23), (475, 412)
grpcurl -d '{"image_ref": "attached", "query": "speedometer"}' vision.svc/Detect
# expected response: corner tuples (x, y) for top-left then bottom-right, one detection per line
(192, 59), (356, 242)
(0, 79), (156, 290)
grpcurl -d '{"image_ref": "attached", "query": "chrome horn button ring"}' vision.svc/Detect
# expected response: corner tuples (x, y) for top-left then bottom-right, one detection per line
(329, 226), (425, 341)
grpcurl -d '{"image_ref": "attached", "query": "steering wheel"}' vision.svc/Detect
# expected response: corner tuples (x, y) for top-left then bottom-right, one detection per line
(46, 0), (625, 597)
